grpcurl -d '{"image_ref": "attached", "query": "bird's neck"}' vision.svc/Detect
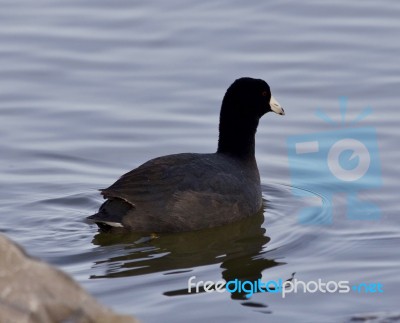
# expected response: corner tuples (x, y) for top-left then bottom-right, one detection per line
(217, 117), (258, 160)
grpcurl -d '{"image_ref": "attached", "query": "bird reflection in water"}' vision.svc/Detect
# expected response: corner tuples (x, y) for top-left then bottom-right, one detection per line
(89, 201), (286, 311)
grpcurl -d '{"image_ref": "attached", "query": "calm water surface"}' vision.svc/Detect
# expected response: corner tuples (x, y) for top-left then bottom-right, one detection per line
(1, 1), (400, 322)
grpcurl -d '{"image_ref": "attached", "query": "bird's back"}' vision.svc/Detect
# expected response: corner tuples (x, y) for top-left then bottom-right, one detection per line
(90, 152), (262, 232)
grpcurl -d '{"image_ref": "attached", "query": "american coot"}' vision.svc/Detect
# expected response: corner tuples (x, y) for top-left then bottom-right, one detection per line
(88, 77), (285, 232)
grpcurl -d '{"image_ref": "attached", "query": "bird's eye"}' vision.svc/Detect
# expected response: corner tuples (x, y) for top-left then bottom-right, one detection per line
(262, 91), (267, 96)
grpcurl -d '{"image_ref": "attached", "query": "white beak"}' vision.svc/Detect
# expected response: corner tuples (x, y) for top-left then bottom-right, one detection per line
(270, 95), (285, 115)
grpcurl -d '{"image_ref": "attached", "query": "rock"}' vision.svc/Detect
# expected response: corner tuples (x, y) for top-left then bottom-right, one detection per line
(0, 234), (139, 323)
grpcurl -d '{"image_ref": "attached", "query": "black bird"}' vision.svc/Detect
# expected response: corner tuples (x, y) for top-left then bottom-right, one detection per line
(88, 77), (285, 232)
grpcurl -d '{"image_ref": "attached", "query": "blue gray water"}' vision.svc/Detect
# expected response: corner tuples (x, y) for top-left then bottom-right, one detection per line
(1, 1), (399, 322)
